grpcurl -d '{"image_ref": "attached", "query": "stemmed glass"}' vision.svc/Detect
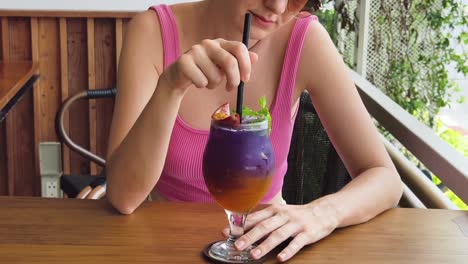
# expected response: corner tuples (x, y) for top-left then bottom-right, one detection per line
(202, 117), (274, 263)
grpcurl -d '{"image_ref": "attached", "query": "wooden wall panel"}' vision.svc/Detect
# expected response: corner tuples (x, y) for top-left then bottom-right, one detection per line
(8, 17), (32, 61)
(0, 19), (5, 194)
(31, 18), (41, 198)
(5, 89), (36, 196)
(4, 18), (37, 196)
(67, 18), (90, 175)
(93, 18), (116, 174)
(59, 18), (70, 175)
(0, 121), (6, 195)
(1, 18), (10, 61)
(37, 18), (61, 142)
(0, 17), (10, 195)
(0, 19), (3, 61)
(87, 18), (97, 175)
(0, 12), (135, 196)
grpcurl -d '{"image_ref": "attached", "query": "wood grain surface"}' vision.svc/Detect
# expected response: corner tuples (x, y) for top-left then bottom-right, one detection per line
(0, 62), (37, 110)
(0, 197), (467, 263)
(0, 62), (37, 196)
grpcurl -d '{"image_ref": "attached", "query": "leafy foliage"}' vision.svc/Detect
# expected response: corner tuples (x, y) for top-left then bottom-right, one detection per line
(317, 1), (468, 208)
(242, 96), (271, 132)
(375, 0), (467, 127)
(433, 119), (468, 209)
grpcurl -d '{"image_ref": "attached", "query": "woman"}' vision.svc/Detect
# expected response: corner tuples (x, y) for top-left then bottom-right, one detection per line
(106, 0), (403, 261)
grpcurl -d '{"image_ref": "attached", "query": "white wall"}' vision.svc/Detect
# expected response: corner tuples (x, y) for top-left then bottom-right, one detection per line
(0, 0), (198, 11)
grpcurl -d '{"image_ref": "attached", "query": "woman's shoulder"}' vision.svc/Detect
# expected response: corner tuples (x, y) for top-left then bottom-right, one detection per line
(122, 8), (165, 73)
(297, 18), (344, 90)
(128, 8), (161, 32)
(301, 18), (337, 66)
(303, 17), (332, 46)
(123, 2), (199, 74)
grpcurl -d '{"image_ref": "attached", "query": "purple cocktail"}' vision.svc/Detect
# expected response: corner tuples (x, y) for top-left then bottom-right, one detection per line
(203, 107), (274, 263)
(203, 118), (274, 213)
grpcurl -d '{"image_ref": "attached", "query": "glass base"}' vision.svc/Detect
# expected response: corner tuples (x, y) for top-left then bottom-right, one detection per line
(206, 240), (262, 263)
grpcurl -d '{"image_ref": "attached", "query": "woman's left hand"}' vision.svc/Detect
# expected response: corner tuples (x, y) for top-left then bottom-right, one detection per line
(224, 201), (340, 262)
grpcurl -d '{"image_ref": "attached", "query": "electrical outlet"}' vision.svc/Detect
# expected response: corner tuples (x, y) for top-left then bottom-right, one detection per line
(39, 142), (63, 198)
(41, 177), (61, 198)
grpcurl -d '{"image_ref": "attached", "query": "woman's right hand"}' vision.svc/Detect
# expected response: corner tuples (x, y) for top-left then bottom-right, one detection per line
(161, 38), (258, 94)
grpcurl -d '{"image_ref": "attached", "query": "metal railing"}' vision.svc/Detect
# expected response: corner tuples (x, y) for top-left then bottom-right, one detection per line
(351, 70), (468, 209)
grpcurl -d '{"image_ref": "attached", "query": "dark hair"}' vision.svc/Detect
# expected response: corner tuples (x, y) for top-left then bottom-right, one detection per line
(303, 0), (322, 12)
(289, 0), (322, 13)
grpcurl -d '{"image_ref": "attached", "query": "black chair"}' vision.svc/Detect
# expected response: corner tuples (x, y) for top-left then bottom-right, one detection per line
(57, 89), (351, 202)
(283, 92), (351, 204)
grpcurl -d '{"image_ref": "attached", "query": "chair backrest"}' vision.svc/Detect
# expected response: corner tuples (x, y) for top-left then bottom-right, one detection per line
(56, 88), (117, 167)
(56, 88), (116, 199)
(283, 91), (351, 205)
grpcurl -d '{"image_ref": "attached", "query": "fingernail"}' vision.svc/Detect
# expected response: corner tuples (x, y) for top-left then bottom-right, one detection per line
(246, 73), (250, 82)
(235, 240), (244, 249)
(222, 228), (229, 236)
(251, 249), (261, 258)
(278, 253), (286, 261)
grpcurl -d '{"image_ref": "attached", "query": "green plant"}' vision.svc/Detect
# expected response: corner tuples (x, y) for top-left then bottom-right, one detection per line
(318, 1), (468, 208)
(436, 119), (468, 156)
(433, 119), (468, 209)
(376, 0), (468, 208)
(376, 0), (467, 127)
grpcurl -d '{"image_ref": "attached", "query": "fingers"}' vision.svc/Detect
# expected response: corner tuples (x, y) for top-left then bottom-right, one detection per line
(191, 44), (224, 89)
(177, 54), (208, 88)
(170, 38), (255, 91)
(249, 51), (259, 65)
(206, 46), (240, 90)
(224, 204), (336, 262)
(249, 223), (300, 260)
(204, 39), (247, 91)
(236, 213), (288, 251)
(277, 233), (309, 262)
(244, 206), (277, 230)
(220, 206), (277, 240)
(222, 228), (229, 238)
(218, 40), (252, 82)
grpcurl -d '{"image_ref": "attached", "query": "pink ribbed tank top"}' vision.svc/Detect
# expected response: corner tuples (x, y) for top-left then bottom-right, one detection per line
(150, 5), (317, 203)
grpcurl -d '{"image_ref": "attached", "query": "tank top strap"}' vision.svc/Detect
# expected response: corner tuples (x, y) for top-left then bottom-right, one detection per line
(149, 4), (181, 70)
(274, 14), (318, 116)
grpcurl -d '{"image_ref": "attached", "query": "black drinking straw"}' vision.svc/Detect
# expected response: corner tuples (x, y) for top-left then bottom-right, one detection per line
(236, 13), (252, 123)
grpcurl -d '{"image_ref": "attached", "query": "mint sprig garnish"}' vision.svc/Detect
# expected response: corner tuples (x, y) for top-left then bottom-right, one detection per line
(241, 96), (272, 132)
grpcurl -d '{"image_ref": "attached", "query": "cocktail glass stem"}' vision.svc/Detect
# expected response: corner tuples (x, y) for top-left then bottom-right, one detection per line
(206, 209), (255, 262)
(225, 210), (247, 247)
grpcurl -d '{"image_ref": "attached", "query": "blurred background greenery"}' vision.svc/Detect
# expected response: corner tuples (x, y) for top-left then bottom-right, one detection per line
(315, 0), (467, 209)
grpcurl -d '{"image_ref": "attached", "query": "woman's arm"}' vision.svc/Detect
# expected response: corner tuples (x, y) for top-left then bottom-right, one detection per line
(301, 22), (403, 225)
(106, 11), (186, 215)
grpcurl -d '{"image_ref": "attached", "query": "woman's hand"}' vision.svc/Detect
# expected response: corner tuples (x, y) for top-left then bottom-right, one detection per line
(161, 38), (258, 94)
(223, 201), (340, 262)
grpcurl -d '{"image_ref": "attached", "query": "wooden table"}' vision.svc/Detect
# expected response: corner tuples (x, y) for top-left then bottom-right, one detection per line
(0, 61), (38, 121)
(0, 197), (467, 263)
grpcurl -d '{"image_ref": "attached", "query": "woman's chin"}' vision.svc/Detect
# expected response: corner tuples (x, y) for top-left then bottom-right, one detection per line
(249, 29), (274, 42)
